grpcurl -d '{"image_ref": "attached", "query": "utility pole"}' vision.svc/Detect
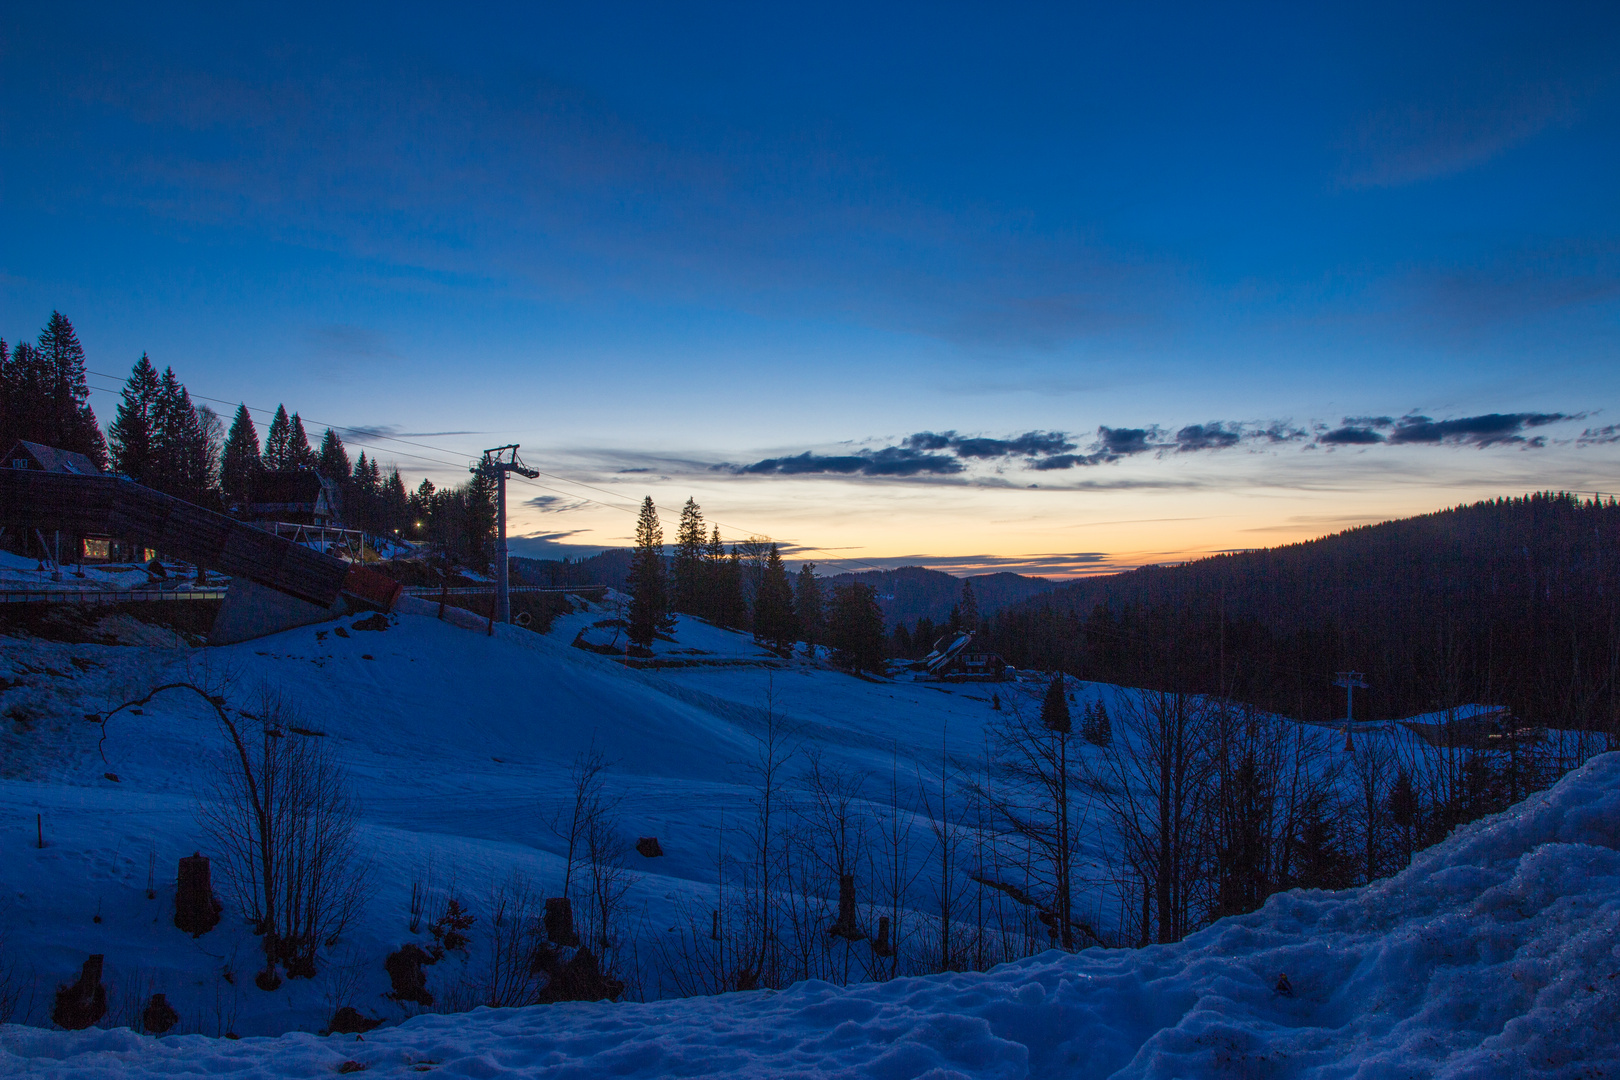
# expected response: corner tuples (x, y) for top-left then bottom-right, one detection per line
(475, 445), (539, 627)
(1334, 671), (1368, 751)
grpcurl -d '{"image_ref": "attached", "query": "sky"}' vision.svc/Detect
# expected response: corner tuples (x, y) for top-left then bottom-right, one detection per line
(3, 2), (1618, 577)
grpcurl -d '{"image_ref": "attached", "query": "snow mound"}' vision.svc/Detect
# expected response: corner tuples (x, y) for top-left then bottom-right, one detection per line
(7, 750), (1619, 1078)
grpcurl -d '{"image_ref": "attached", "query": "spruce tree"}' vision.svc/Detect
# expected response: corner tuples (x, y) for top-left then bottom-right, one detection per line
(109, 354), (161, 483)
(627, 496), (669, 647)
(754, 543), (797, 653)
(1041, 674), (1072, 734)
(152, 367), (210, 501)
(317, 428), (350, 481)
(220, 404), (262, 506)
(0, 339), (11, 449)
(263, 405), (293, 470)
(672, 497), (707, 616)
(827, 582), (886, 673)
(794, 563), (823, 655)
(287, 413), (318, 470)
(33, 312), (108, 468)
(960, 579), (980, 632)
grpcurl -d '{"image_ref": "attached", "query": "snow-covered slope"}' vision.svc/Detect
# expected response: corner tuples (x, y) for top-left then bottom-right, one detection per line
(7, 746), (1620, 1076)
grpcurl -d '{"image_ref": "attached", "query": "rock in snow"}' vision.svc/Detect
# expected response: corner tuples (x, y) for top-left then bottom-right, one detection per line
(6, 748), (1620, 1077)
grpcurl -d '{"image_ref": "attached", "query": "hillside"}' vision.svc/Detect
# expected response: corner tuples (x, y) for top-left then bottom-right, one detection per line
(823, 566), (1053, 629)
(988, 492), (1620, 728)
(8, 738), (1619, 1076)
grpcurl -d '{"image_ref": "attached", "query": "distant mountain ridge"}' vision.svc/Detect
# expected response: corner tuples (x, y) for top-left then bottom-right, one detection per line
(821, 566), (1054, 628)
(510, 553), (1053, 629)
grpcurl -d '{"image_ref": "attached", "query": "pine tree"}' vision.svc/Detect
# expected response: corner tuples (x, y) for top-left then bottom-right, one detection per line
(794, 563), (823, 655)
(220, 404), (262, 506)
(31, 312), (108, 468)
(627, 496), (669, 647)
(1041, 674), (1071, 734)
(754, 543), (797, 653)
(959, 579), (980, 632)
(285, 413), (318, 470)
(383, 468), (409, 535)
(0, 339), (11, 449)
(152, 367), (210, 501)
(1081, 700), (1111, 746)
(672, 497), (707, 616)
(317, 428), (350, 481)
(827, 582), (886, 672)
(109, 354), (161, 483)
(263, 405), (293, 470)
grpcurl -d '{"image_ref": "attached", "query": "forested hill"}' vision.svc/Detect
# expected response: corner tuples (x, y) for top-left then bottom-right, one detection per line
(984, 492), (1620, 730)
(823, 566), (1054, 628)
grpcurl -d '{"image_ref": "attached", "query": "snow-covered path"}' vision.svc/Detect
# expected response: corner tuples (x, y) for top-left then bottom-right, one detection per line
(7, 745), (1620, 1077)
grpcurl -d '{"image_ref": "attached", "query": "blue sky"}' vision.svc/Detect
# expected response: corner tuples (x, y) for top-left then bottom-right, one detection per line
(4, 2), (1618, 574)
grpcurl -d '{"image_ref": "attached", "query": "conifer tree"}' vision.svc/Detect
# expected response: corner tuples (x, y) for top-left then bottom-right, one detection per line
(706, 528), (747, 629)
(263, 405), (293, 470)
(1041, 674), (1071, 734)
(220, 404), (262, 506)
(31, 312), (108, 467)
(109, 354), (162, 483)
(287, 413), (318, 470)
(826, 582), (886, 673)
(627, 496), (670, 647)
(959, 579), (980, 632)
(152, 367), (210, 501)
(1081, 700), (1112, 747)
(672, 497), (707, 616)
(794, 563), (823, 655)
(0, 339), (11, 449)
(753, 543), (797, 653)
(317, 428), (350, 481)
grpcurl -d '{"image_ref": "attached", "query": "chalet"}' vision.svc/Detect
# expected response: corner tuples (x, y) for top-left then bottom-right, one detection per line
(244, 470), (343, 528)
(4, 440), (101, 476)
(0, 440), (133, 561)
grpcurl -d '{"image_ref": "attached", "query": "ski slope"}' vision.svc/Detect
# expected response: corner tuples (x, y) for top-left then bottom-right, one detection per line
(2, 599), (1618, 1075)
(5, 730), (1618, 1075)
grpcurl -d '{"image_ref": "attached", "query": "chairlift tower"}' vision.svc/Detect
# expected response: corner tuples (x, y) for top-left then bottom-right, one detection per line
(475, 445), (539, 626)
(1334, 669), (1368, 724)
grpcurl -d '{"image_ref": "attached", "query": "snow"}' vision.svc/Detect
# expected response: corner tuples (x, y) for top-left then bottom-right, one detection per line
(5, 749), (1620, 1076)
(2, 600), (1618, 1075)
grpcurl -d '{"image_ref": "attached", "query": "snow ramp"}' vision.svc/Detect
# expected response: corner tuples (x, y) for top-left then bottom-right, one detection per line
(6, 749), (1620, 1077)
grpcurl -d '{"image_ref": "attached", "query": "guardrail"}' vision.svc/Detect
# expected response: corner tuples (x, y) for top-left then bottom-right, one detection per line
(0, 587), (229, 605)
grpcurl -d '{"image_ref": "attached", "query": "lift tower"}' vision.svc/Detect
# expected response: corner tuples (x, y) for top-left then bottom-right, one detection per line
(475, 445), (539, 626)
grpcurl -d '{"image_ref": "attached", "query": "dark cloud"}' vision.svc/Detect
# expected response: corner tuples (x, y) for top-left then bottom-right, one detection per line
(524, 495), (587, 513)
(737, 448), (963, 478)
(1174, 423), (1241, 452)
(902, 430), (1076, 458)
(1096, 427), (1155, 456)
(1319, 426), (1387, 445)
(1386, 412), (1567, 447)
(337, 424), (483, 442)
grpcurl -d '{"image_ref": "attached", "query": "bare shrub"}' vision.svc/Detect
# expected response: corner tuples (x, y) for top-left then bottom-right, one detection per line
(178, 681), (368, 986)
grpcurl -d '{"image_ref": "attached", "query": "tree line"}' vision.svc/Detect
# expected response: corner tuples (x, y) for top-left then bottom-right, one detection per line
(1, 311), (500, 569)
(622, 496), (887, 672)
(979, 492), (1620, 733)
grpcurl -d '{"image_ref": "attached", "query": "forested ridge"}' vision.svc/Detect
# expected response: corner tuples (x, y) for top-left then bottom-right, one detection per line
(983, 492), (1620, 728)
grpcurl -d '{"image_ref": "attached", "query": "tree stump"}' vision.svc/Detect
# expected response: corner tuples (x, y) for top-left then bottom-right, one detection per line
(174, 853), (222, 937)
(829, 873), (864, 941)
(141, 992), (179, 1035)
(52, 954), (107, 1030)
(544, 897), (579, 947)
